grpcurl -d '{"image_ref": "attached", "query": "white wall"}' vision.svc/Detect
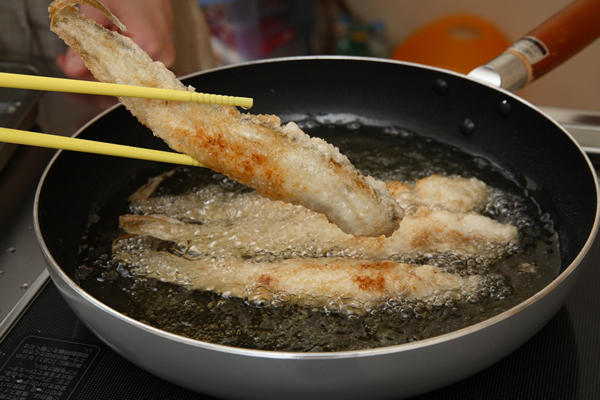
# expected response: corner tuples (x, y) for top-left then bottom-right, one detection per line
(345, 0), (600, 111)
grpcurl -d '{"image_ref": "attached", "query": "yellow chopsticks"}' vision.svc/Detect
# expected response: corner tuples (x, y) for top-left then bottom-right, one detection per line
(0, 127), (206, 167)
(0, 72), (253, 109)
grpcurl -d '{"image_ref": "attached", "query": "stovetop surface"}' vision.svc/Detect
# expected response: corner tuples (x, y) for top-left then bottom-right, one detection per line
(1, 107), (599, 399)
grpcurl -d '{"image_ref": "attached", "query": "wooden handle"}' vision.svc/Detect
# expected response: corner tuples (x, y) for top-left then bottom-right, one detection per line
(507, 0), (600, 83)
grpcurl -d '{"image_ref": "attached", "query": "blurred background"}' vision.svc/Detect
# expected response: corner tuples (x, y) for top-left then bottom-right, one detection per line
(199, 0), (600, 111)
(2, 0), (599, 142)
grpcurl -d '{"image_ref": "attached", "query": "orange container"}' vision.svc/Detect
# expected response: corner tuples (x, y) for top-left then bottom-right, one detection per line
(392, 14), (510, 74)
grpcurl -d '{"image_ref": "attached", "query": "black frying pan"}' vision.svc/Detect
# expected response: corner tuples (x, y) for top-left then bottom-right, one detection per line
(34, 1), (600, 399)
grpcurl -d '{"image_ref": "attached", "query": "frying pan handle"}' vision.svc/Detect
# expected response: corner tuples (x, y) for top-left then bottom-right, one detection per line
(468, 0), (600, 92)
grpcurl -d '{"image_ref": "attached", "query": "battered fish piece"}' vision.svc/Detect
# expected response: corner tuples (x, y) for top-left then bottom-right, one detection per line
(388, 174), (489, 213)
(119, 204), (514, 260)
(121, 173), (512, 259)
(48, 0), (403, 237)
(113, 245), (487, 308)
(114, 174), (518, 308)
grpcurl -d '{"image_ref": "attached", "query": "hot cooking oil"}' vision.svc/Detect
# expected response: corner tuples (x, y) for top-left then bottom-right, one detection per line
(76, 120), (559, 352)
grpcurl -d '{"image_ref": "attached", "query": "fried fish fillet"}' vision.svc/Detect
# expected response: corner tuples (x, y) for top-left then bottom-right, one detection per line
(48, 0), (403, 237)
(114, 174), (518, 307)
(119, 200), (514, 260)
(114, 247), (485, 309)
(121, 173), (513, 258)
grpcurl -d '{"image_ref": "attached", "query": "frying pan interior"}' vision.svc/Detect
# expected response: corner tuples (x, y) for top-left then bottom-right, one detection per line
(35, 58), (599, 399)
(38, 57), (597, 276)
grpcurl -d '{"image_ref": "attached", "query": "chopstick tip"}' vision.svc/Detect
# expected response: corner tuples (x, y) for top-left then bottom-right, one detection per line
(237, 97), (253, 110)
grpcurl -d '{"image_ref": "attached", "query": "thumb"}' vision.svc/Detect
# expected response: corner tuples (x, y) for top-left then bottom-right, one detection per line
(57, 49), (89, 78)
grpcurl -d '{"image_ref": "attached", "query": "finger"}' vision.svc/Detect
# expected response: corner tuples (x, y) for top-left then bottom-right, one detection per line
(56, 50), (85, 77)
(56, 51), (97, 81)
(108, 0), (176, 67)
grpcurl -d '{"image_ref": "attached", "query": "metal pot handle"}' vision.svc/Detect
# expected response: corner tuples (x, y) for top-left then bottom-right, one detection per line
(468, 0), (600, 92)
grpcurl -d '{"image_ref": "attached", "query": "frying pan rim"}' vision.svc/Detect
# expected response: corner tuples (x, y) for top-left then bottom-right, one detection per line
(34, 55), (600, 361)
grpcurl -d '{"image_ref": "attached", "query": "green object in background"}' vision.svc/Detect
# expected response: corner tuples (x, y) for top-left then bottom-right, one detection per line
(334, 15), (390, 58)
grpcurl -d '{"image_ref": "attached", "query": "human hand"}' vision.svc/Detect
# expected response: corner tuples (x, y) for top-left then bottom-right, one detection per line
(56, 0), (175, 80)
